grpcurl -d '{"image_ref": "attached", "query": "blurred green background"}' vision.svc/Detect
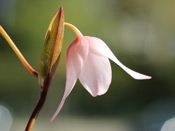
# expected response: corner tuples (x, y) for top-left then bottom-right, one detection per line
(0, 0), (174, 131)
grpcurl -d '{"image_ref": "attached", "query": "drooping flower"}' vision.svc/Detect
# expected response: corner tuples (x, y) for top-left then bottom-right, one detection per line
(50, 23), (151, 122)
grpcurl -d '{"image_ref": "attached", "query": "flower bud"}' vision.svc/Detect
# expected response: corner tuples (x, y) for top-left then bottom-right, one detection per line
(38, 7), (64, 88)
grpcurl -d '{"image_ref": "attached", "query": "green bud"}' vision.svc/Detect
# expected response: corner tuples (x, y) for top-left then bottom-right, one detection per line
(38, 7), (64, 89)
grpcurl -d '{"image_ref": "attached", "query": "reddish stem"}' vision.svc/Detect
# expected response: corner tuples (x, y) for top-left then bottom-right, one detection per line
(25, 90), (48, 131)
(25, 75), (51, 131)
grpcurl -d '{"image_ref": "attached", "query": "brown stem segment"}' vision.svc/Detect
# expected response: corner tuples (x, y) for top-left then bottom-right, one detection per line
(25, 90), (48, 131)
(26, 119), (35, 131)
(25, 73), (52, 131)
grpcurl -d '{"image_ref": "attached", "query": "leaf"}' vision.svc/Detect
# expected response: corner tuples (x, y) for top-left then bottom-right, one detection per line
(38, 7), (64, 88)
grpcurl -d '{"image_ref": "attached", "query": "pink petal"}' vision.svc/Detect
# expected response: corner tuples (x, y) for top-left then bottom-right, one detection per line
(63, 37), (89, 98)
(69, 37), (89, 76)
(50, 98), (66, 122)
(79, 50), (112, 97)
(85, 36), (151, 80)
(50, 37), (89, 122)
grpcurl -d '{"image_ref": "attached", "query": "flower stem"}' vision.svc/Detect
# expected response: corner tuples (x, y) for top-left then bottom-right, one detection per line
(25, 74), (51, 130)
(0, 26), (38, 78)
(25, 90), (48, 131)
(26, 119), (35, 131)
(64, 22), (83, 38)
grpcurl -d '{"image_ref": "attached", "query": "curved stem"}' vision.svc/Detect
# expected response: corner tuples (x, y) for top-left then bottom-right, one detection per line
(0, 26), (38, 78)
(25, 90), (48, 131)
(26, 73), (51, 130)
(64, 22), (83, 38)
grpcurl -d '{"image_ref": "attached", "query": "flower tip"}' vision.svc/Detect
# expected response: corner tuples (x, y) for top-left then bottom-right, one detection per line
(49, 119), (53, 123)
(143, 75), (152, 80)
(50, 115), (56, 123)
(124, 67), (152, 80)
(133, 74), (152, 80)
(91, 92), (106, 97)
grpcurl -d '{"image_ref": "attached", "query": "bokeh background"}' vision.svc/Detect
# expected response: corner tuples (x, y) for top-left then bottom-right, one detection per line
(0, 0), (174, 131)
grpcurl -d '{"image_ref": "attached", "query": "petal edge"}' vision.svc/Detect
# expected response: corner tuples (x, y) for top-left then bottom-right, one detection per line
(85, 36), (151, 80)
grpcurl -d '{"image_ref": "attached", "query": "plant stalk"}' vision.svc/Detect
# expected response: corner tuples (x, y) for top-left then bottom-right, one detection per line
(25, 90), (48, 131)
(25, 73), (52, 131)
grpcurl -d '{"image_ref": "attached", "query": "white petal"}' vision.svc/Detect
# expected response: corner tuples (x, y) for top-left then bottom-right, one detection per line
(79, 50), (112, 97)
(69, 37), (89, 76)
(50, 37), (89, 121)
(50, 44), (77, 122)
(50, 97), (66, 122)
(85, 36), (151, 80)
(64, 50), (78, 99)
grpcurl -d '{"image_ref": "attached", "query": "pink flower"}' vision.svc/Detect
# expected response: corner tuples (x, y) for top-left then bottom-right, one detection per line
(50, 23), (151, 122)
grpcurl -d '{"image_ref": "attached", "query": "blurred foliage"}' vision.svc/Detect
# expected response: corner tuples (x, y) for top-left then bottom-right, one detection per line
(0, 0), (175, 130)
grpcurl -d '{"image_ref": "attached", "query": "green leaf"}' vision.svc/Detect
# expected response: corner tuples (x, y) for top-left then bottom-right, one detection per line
(38, 7), (64, 88)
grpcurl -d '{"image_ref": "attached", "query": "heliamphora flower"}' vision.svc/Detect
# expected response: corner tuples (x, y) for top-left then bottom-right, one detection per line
(0, 7), (152, 130)
(50, 23), (151, 121)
